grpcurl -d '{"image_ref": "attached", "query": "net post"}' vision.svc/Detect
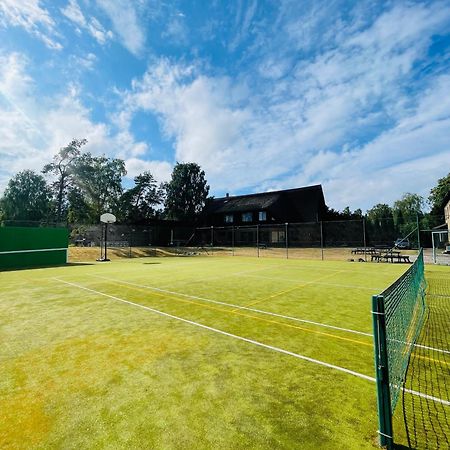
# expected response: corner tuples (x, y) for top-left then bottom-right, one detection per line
(372, 294), (394, 450)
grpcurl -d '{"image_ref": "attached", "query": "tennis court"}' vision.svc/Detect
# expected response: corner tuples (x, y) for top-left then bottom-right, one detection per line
(0, 256), (448, 449)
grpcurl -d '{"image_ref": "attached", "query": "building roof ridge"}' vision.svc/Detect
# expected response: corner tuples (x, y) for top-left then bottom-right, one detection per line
(213, 184), (322, 202)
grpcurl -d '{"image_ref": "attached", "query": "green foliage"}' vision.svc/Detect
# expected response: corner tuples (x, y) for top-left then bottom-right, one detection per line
(428, 172), (450, 214)
(366, 204), (393, 222)
(393, 193), (423, 238)
(164, 162), (210, 221)
(74, 153), (127, 221)
(67, 186), (90, 224)
(121, 171), (164, 222)
(0, 170), (52, 222)
(43, 139), (87, 221)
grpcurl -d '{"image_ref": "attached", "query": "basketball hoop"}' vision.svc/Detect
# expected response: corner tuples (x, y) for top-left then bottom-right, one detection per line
(97, 213), (116, 262)
(100, 213), (116, 224)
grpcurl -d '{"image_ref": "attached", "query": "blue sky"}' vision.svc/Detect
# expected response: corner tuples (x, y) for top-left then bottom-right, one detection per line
(0, 0), (449, 211)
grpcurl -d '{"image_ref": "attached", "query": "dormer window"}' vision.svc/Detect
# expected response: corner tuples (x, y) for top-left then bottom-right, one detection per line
(242, 212), (252, 222)
(258, 211), (267, 221)
(224, 214), (233, 223)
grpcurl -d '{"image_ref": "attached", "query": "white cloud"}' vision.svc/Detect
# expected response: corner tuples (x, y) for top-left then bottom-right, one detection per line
(96, 0), (145, 55)
(228, 0), (258, 52)
(162, 16), (188, 44)
(120, 1), (450, 209)
(61, 0), (113, 45)
(0, 52), (165, 194)
(0, 0), (62, 49)
(125, 158), (172, 181)
(61, 0), (85, 27)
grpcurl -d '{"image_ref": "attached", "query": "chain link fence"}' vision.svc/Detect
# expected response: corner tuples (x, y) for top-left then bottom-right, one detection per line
(1, 216), (447, 263)
(193, 217), (446, 261)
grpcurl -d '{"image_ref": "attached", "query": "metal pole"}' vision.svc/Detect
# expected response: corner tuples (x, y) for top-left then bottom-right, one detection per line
(320, 221), (324, 261)
(363, 217), (367, 261)
(372, 295), (394, 450)
(432, 232), (436, 264)
(104, 223), (108, 261)
(211, 226), (214, 255)
(257, 225), (260, 258)
(232, 226), (235, 256)
(416, 214), (421, 249)
(129, 230), (132, 258)
(285, 223), (288, 259)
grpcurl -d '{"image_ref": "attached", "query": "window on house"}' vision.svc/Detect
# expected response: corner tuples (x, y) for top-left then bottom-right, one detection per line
(242, 212), (252, 222)
(258, 211), (267, 221)
(224, 214), (233, 223)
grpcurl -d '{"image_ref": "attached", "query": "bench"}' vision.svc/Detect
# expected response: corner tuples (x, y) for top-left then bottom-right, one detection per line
(371, 252), (410, 263)
(352, 247), (376, 255)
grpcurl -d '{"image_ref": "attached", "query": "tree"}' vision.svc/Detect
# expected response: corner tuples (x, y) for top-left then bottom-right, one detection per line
(42, 139), (87, 222)
(366, 204), (393, 223)
(121, 171), (164, 222)
(164, 163), (210, 221)
(393, 193), (424, 240)
(0, 170), (52, 222)
(366, 203), (395, 245)
(66, 186), (90, 224)
(73, 153), (126, 221)
(342, 206), (351, 217)
(428, 172), (450, 215)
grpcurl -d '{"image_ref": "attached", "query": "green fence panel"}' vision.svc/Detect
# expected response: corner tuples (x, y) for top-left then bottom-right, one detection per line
(0, 227), (69, 269)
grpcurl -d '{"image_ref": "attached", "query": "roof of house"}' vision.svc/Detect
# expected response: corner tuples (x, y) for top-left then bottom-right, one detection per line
(207, 185), (325, 217)
(211, 192), (281, 214)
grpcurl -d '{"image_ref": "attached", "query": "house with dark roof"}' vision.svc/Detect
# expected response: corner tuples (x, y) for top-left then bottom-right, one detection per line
(205, 185), (326, 226)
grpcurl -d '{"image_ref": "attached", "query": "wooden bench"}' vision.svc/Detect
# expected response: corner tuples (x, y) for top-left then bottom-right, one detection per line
(352, 247), (376, 255)
(371, 252), (410, 263)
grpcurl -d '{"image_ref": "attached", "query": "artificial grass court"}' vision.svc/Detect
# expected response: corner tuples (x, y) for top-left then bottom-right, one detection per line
(0, 257), (448, 449)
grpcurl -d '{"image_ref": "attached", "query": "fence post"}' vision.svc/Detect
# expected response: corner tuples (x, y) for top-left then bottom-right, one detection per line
(210, 226), (214, 255)
(232, 226), (235, 256)
(372, 294), (394, 450)
(432, 232), (436, 264)
(416, 214), (421, 249)
(320, 221), (324, 261)
(285, 223), (289, 259)
(363, 218), (367, 261)
(257, 225), (260, 258)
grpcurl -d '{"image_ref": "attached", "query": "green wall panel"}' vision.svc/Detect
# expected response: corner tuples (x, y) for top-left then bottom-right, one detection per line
(0, 227), (69, 270)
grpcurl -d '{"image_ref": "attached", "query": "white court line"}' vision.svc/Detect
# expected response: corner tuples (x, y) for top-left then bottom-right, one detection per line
(92, 275), (372, 337)
(0, 247), (67, 254)
(54, 278), (450, 407)
(91, 275), (450, 355)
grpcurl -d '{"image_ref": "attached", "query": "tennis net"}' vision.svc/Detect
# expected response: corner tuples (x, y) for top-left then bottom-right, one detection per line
(372, 248), (427, 448)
